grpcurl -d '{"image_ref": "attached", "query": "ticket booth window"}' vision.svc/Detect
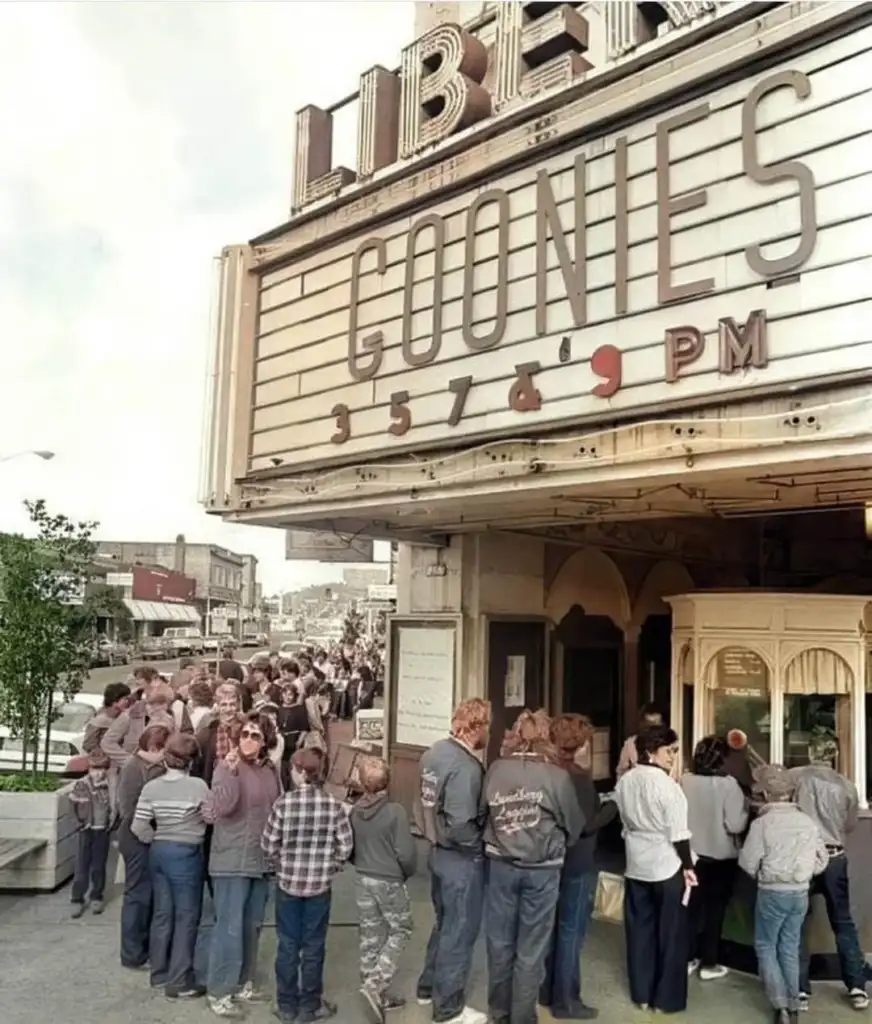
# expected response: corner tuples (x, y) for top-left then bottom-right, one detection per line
(782, 694), (840, 769)
(710, 646), (771, 764)
(668, 593), (871, 806)
(782, 648), (853, 775)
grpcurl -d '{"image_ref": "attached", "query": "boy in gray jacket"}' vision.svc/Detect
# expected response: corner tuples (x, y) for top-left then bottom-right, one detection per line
(738, 765), (828, 1024)
(351, 757), (417, 1024)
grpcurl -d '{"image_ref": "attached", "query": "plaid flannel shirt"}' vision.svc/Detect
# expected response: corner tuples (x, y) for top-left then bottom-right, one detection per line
(261, 783), (353, 897)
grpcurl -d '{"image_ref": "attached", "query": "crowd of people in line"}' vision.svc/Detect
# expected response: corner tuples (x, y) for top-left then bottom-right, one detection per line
(65, 655), (872, 1024)
(412, 700), (871, 1024)
(68, 641), (388, 1023)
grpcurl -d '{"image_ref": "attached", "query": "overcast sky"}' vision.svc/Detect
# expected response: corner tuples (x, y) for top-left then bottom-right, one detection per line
(0, 1), (415, 591)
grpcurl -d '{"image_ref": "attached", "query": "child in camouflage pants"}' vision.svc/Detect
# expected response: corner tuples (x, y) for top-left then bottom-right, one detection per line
(350, 757), (417, 1024)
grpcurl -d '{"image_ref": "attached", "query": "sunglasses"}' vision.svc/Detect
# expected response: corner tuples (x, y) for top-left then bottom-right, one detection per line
(240, 729), (263, 741)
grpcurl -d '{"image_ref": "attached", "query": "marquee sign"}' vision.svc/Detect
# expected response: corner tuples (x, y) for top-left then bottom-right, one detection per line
(249, 25), (872, 474)
(293, 1), (720, 211)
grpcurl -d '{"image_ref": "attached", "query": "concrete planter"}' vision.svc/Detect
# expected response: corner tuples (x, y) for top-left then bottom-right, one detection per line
(0, 781), (78, 890)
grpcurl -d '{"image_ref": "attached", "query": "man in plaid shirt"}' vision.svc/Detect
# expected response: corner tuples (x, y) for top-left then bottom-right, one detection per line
(262, 748), (353, 1023)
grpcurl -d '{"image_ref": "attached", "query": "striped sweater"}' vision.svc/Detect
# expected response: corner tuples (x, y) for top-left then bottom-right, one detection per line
(131, 768), (209, 845)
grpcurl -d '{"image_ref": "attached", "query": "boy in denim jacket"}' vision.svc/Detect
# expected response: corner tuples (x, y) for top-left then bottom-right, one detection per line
(739, 765), (827, 1024)
(69, 748), (116, 917)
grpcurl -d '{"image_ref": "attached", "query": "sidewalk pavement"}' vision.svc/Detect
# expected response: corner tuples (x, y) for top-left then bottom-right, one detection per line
(0, 853), (862, 1024)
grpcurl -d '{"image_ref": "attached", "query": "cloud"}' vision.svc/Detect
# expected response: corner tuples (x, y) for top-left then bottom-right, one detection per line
(0, 1), (412, 587)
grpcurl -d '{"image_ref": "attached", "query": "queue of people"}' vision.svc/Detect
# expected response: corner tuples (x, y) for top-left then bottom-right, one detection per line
(414, 700), (613, 1024)
(68, 660), (872, 1024)
(67, 639), (390, 1023)
(615, 713), (871, 1023)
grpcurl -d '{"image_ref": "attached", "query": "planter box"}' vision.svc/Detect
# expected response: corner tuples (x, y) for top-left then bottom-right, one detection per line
(0, 782), (78, 890)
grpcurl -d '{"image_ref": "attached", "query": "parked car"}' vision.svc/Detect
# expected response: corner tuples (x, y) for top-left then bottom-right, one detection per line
(99, 637), (130, 666)
(204, 633), (234, 653)
(162, 627), (205, 657)
(240, 632), (260, 648)
(0, 692), (102, 776)
(256, 632), (269, 646)
(137, 636), (168, 661)
(280, 640), (306, 656)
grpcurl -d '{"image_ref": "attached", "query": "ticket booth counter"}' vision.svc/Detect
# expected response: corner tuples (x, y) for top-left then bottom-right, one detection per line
(665, 592), (872, 977)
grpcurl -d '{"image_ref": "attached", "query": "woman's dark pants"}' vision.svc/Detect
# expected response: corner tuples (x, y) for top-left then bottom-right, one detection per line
(625, 870), (689, 1013)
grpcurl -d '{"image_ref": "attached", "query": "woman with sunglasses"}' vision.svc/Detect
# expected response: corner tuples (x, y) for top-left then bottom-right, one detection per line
(614, 723), (697, 1015)
(203, 712), (282, 1020)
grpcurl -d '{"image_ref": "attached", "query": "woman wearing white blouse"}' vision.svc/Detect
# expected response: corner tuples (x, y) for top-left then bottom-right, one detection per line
(615, 724), (697, 1014)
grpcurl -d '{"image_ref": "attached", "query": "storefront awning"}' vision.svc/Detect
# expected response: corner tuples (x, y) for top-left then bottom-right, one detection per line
(123, 600), (201, 624)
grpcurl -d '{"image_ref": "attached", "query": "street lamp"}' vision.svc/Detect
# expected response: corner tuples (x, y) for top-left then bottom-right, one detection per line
(0, 450), (55, 463)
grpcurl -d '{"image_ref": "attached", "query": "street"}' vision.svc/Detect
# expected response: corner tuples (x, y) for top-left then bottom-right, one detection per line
(80, 638), (295, 694)
(82, 659), (176, 693)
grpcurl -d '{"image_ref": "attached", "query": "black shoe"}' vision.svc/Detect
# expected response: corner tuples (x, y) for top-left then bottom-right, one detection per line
(382, 994), (405, 1012)
(70, 901), (86, 919)
(552, 1003), (599, 1020)
(273, 1010), (298, 1024)
(298, 1000), (337, 1023)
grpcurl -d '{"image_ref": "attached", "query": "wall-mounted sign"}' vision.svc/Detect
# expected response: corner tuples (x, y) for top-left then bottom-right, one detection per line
(716, 646), (769, 697)
(106, 572), (133, 588)
(392, 622), (456, 748)
(132, 567), (196, 605)
(291, 2), (718, 211)
(285, 530), (374, 563)
(250, 35), (869, 475)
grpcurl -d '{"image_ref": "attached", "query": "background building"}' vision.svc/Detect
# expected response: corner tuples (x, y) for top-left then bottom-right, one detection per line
(97, 534), (256, 635)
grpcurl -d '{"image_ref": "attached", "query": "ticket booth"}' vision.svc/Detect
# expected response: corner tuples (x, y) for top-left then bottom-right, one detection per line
(666, 591), (872, 975)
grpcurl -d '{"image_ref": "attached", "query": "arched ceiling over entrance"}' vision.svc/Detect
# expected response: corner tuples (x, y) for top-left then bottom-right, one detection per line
(545, 546), (632, 630)
(632, 560), (696, 629)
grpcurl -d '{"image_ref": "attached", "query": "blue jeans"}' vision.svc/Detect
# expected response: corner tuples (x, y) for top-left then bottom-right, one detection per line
(274, 887), (331, 1017)
(417, 847), (485, 1022)
(755, 888), (808, 1012)
(540, 870), (596, 1013)
(486, 859), (561, 1024)
(149, 841), (205, 995)
(119, 823), (152, 968)
(207, 876), (271, 998)
(800, 853), (872, 993)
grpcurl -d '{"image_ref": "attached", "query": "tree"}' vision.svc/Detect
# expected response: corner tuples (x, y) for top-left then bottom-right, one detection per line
(0, 500), (98, 779)
(89, 583), (134, 642)
(342, 607), (365, 646)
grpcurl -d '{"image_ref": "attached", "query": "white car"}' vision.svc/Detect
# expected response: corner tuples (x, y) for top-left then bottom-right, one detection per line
(0, 692), (102, 775)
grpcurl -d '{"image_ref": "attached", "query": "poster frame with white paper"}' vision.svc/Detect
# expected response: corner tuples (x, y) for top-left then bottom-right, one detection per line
(386, 614), (462, 753)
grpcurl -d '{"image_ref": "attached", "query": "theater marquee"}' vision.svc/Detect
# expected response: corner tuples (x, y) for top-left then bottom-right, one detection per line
(247, 26), (872, 475)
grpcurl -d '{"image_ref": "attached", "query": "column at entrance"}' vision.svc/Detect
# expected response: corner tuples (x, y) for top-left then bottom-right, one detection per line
(622, 625), (641, 738)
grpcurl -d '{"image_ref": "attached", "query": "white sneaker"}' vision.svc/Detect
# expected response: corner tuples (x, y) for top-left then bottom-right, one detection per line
(688, 959), (700, 976)
(457, 1009), (488, 1024)
(849, 987), (869, 1010)
(208, 995), (244, 1019)
(236, 981), (266, 1002)
(699, 965), (728, 981)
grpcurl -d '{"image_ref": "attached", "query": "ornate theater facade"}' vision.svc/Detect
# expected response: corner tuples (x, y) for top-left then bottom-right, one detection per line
(202, 1), (872, 815)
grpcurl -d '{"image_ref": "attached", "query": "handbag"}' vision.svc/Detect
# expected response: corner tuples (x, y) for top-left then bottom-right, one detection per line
(592, 870), (625, 924)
